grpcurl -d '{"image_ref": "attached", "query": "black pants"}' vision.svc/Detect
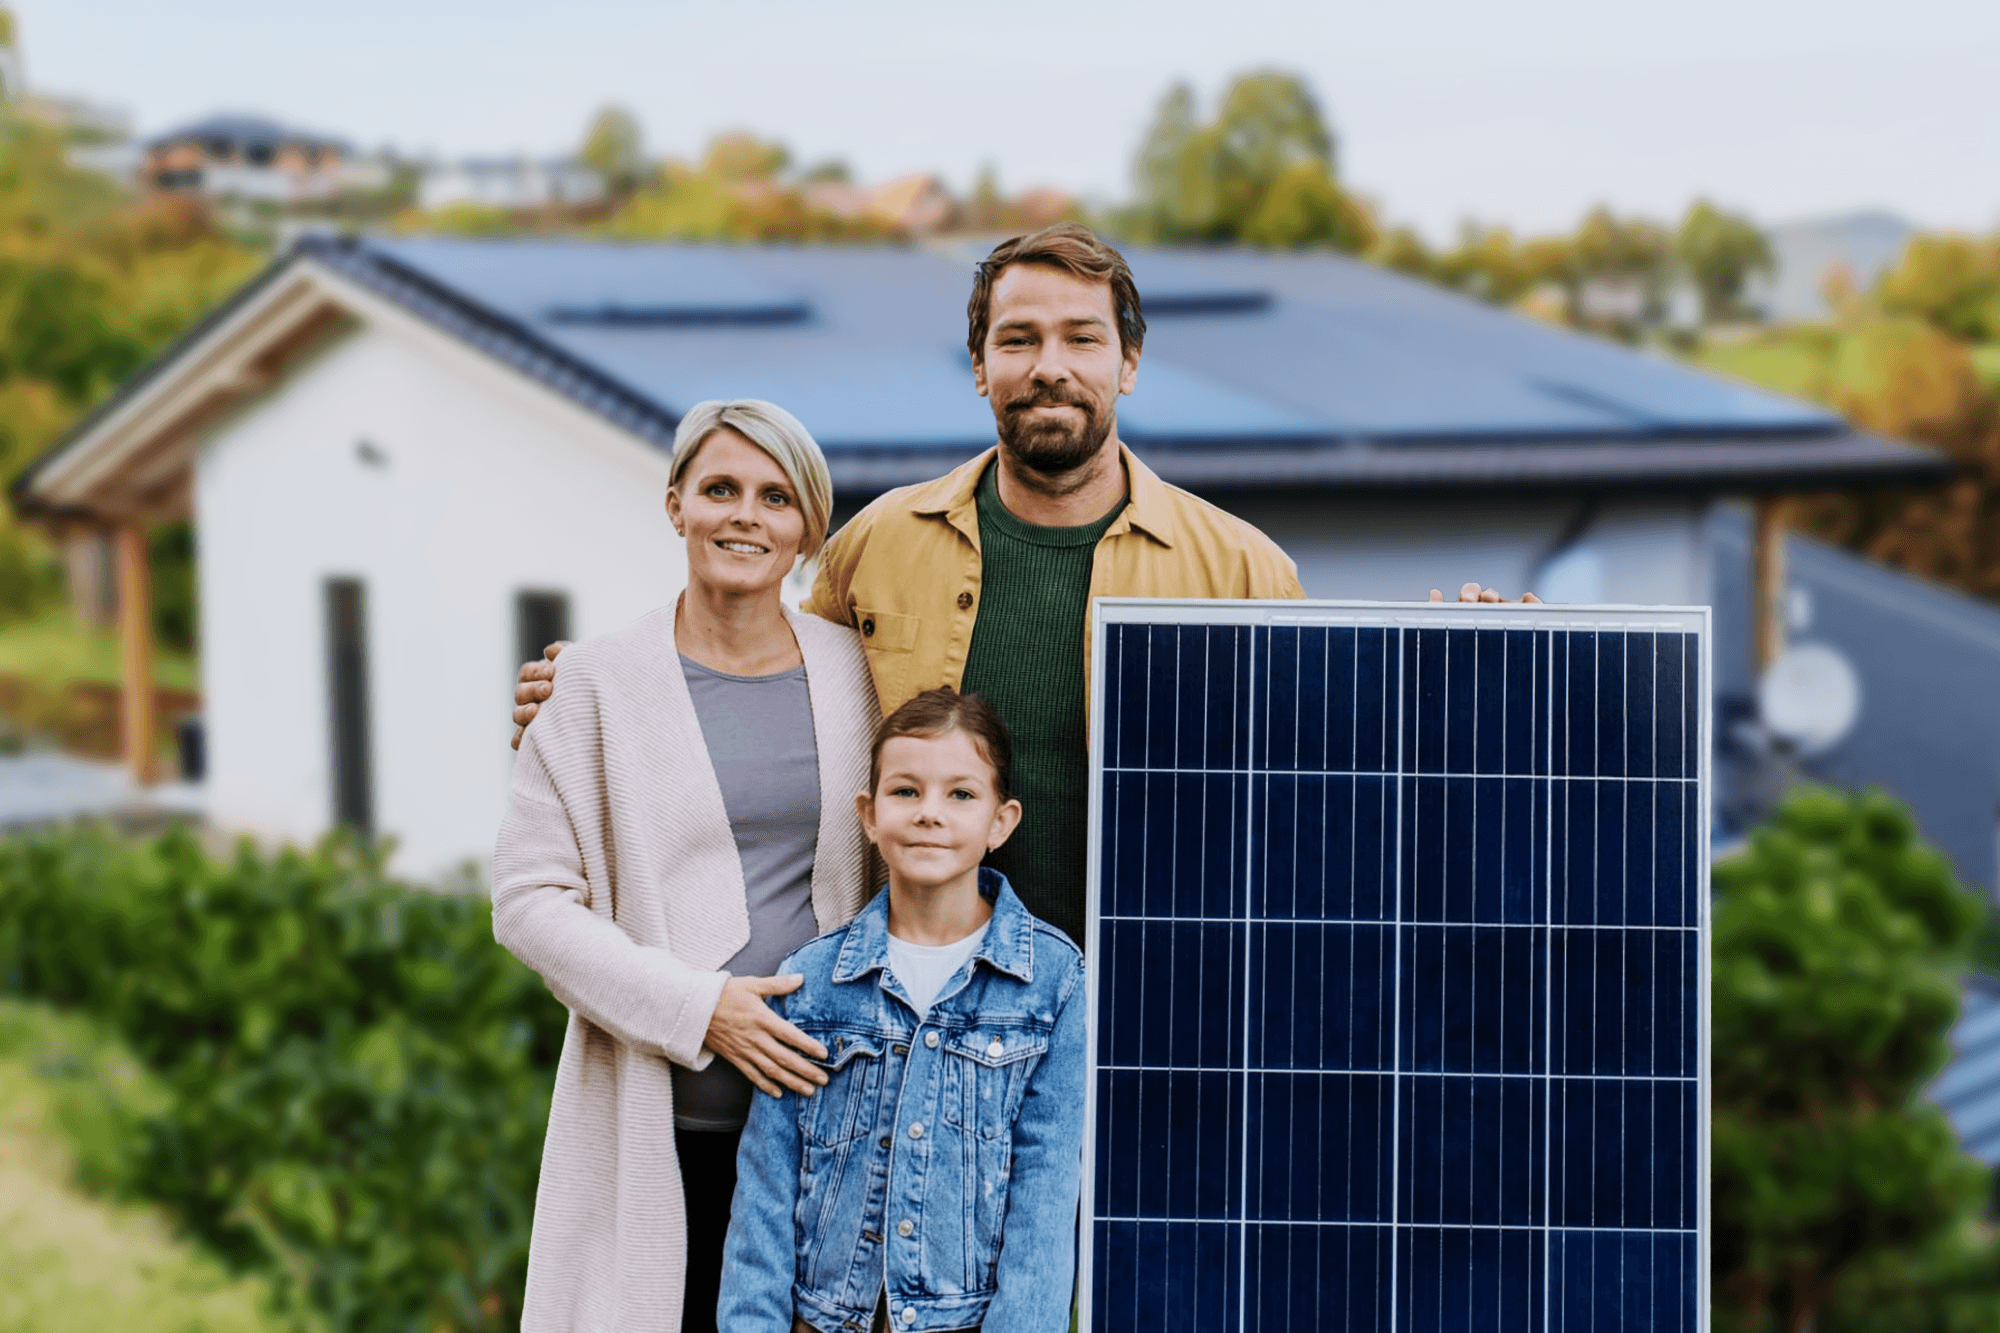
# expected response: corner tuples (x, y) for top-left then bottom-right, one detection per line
(676, 1126), (742, 1333)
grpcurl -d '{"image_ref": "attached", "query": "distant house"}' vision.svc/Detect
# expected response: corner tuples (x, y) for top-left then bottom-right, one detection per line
(142, 112), (385, 203)
(1709, 511), (2000, 888)
(10, 238), (1945, 882)
(417, 157), (603, 212)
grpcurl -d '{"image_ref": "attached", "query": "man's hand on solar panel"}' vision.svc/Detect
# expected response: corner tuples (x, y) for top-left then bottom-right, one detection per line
(510, 641), (567, 750)
(1430, 582), (1544, 604)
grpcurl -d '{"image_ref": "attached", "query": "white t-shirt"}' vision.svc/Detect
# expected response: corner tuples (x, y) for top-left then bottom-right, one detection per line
(885, 922), (989, 1020)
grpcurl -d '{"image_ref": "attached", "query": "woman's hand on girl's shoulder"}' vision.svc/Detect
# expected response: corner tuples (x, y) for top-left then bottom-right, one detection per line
(706, 974), (832, 1097)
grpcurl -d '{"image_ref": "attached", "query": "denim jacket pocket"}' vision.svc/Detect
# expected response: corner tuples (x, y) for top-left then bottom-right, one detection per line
(802, 1029), (886, 1148)
(939, 1027), (1049, 1141)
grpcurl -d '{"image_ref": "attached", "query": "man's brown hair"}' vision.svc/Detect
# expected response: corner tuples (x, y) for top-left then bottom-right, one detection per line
(868, 687), (1015, 803)
(965, 222), (1147, 365)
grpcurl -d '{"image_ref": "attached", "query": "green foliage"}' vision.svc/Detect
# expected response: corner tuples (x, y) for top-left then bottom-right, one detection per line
(147, 521), (196, 652)
(411, 201), (519, 238)
(1126, 71), (1373, 252)
(1877, 236), (2000, 344)
(0, 823), (568, 1332)
(1677, 199), (1774, 324)
(0, 604), (198, 691)
(1712, 787), (2000, 1332)
(578, 104), (644, 195)
(0, 999), (299, 1333)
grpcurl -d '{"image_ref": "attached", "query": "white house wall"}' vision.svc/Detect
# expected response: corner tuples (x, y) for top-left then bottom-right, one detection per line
(195, 317), (686, 882)
(1232, 494), (1709, 606)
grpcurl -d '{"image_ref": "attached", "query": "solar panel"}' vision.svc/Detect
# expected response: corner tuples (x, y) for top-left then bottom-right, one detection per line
(1082, 600), (1710, 1333)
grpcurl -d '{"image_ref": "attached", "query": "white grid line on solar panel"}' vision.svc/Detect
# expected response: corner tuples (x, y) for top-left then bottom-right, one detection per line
(1105, 767), (1696, 781)
(1238, 625), (1258, 1330)
(1094, 1218), (1697, 1234)
(1098, 1064), (1692, 1076)
(1099, 915), (1697, 929)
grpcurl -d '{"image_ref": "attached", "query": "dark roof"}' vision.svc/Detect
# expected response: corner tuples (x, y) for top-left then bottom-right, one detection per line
(146, 112), (349, 155)
(13, 235), (1947, 511)
(355, 237), (1944, 494)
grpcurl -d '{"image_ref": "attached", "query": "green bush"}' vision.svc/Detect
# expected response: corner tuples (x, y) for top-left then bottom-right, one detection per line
(1713, 787), (2000, 1332)
(0, 823), (567, 1332)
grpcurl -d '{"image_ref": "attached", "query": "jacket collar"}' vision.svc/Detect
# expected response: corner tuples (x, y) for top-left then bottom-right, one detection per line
(832, 867), (1038, 986)
(908, 442), (1177, 550)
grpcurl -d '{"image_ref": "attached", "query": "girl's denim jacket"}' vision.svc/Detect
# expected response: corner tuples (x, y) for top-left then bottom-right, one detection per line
(719, 870), (1085, 1333)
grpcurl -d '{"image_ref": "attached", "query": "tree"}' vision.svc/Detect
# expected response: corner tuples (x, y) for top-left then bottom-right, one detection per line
(1876, 235), (2000, 344)
(1711, 787), (2000, 1333)
(701, 132), (787, 183)
(0, 118), (256, 631)
(578, 105), (644, 196)
(1131, 82), (1198, 236)
(1126, 70), (1372, 252)
(1678, 199), (1774, 324)
(1239, 158), (1374, 252)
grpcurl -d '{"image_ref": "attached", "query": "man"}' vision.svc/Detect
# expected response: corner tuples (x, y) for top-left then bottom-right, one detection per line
(513, 223), (1528, 946)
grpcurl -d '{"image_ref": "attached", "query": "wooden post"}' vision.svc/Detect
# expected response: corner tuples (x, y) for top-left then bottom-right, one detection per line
(115, 520), (156, 784)
(1752, 494), (1791, 676)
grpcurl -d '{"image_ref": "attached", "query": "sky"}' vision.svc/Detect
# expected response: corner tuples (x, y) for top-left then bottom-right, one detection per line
(18, 0), (2000, 242)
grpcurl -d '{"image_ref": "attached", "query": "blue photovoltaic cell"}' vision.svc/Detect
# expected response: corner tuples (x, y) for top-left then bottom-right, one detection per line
(1086, 609), (1706, 1333)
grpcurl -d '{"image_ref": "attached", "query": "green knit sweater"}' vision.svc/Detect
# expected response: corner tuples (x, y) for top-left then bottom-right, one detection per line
(960, 463), (1121, 948)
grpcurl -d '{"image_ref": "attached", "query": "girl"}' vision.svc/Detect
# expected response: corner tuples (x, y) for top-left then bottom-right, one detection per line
(718, 688), (1086, 1333)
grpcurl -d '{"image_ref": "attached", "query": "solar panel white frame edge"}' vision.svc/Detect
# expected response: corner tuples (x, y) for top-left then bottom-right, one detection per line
(1079, 597), (1712, 1333)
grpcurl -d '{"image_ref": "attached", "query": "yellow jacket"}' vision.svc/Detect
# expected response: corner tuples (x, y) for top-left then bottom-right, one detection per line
(804, 444), (1305, 713)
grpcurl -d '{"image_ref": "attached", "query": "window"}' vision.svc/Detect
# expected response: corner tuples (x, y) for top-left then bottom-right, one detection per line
(515, 591), (571, 676)
(325, 578), (373, 837)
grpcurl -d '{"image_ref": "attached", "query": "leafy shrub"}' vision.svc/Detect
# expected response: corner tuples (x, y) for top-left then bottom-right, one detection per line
(1712, 787), (2000, 1332)
(0, 823), (567, 1332)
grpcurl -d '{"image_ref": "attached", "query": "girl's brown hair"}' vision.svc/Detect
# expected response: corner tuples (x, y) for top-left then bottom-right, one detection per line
(868, 687), (1015, 802)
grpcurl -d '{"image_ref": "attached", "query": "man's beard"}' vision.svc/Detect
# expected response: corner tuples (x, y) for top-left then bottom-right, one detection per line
(996, 386), (1113, 480)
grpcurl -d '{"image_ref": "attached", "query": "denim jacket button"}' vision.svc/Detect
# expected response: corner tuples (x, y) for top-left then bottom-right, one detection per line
(908, 1121), (924, 1139)
(987, 1038), (1004, 1058)
(897, 1218), (914, 1237)
(924, 1031), (939, 1048)
(901, 1309), (916, 1326)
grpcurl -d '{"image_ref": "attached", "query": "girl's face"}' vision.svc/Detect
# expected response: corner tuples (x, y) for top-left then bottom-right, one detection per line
(666, 427), (808, 599)
(857, 728), (1021, 893)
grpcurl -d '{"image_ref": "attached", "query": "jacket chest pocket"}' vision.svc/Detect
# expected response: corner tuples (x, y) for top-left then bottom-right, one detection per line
(939, 1028), (1048, 1141)
(854, 606), (919, 655)
(802, 1032), (886, 1148)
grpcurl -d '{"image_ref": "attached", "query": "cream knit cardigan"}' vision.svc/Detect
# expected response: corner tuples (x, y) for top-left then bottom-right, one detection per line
(492, 603), (879, 1333)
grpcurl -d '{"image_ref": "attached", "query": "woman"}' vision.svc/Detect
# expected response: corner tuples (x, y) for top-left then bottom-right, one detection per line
(492, 399), (881, 1333)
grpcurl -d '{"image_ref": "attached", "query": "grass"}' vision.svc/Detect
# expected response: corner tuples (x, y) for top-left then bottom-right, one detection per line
(1973, 343), (2000, 395)
(0, 998), (296, 1333)
(0, 606), (198, 693)
(1692, 329), (1837, 405)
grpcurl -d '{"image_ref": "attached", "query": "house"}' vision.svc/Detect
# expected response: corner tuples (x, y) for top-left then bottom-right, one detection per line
(141, 113), (379, 203)
(417, 157), (603, 213)
(9, 237), (1945, 883)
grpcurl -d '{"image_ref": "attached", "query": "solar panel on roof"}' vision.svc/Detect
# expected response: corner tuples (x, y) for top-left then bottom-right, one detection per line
(1082, 600), (1710, 1332)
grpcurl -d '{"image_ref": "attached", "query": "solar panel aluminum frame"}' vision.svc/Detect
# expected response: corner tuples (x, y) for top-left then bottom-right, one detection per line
(1080, 598), (1712, 1332)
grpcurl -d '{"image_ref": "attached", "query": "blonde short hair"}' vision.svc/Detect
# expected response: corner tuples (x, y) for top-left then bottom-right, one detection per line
(667, 399), (834, 558)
